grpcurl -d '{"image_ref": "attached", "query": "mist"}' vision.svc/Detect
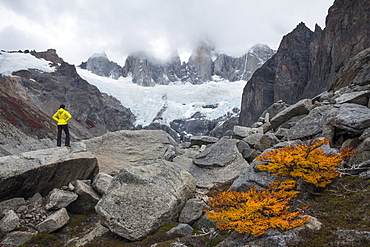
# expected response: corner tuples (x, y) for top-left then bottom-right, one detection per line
(0, 0), (334, 65)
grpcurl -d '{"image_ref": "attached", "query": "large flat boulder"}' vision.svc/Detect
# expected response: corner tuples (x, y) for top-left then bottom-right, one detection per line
(0, 147), (98, 201)
(78, 130), (178, 174)
(285, 105), (338, 140)
(330, 103), (370, 134)
(173, 139), (249, 189)
(95, 159), (196, 241)
(270, 99), (313, 130)
(193, 137), (241, 168)
(334, 90), (370, 106)
(36, 208), (70, 233)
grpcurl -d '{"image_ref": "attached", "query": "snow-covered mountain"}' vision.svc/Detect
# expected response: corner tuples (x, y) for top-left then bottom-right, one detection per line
(0, 51), (56, 76)
(75, 43), (275, 129)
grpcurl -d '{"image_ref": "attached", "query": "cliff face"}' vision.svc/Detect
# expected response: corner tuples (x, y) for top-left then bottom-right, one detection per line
(187, 41), (214, 82)
(122, 52), (186, 86)
(214, 44), (275, 82)
(239, 0), (370, 127)
(305, 0), (370, 96)
(80, 52), (122, 80)
(239, 23), (321, 126)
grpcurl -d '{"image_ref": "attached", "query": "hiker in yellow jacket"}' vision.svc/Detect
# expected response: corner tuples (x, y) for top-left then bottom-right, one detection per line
(52, 104), (72, 147)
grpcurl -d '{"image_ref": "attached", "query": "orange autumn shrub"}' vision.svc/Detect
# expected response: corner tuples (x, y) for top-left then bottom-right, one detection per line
(256, 138), (355, 187)
(205, 179), (309, 236)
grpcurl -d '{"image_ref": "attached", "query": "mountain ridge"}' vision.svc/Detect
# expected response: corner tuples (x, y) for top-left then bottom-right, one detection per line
(80, 43), (275, 86)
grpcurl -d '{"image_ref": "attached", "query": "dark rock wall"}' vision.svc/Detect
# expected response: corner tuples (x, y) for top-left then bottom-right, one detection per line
(239, 57), (277, 127)
(306, 0), (370, 96)
(239, 0), (370, 127)
(239, 23), (320, 126)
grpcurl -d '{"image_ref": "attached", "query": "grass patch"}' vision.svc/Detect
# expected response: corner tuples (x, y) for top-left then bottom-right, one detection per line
(287, 176), (370, 246)
(86, 222), (231, 247)
(307, 176), (370, 232)
(85, 222), (182, 247)
(19, 213), (100, 247)
(19, 232), (64, 247)
(59, 213), (95, 236)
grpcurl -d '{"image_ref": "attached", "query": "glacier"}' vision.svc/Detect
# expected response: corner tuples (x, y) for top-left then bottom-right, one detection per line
(77, 68), (246, 127)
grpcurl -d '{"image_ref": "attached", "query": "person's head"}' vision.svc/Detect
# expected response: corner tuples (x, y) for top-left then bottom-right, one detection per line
(60, 104), (65, 109)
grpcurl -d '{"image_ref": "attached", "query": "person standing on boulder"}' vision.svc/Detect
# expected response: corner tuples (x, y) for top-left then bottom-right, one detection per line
(52, 104), (72, 147)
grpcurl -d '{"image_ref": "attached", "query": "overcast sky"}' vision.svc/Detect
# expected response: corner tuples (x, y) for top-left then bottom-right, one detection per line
(0, 0), (334, 65)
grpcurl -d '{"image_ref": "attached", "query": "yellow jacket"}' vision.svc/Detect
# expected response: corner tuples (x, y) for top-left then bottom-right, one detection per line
(52, 108), (72, 125)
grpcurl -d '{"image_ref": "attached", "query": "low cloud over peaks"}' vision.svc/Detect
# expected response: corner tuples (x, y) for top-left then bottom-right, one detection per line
(0, 0), (334, 64)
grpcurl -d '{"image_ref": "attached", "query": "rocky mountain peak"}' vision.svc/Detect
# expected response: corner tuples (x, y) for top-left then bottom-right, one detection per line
(187, 41), (215, 82)
(249, 44), (275, 58)
(188, 40), (216, 61)
(91, 52), (108, 59)
(80, 52), (122, 79)
(121, 51), (184, 86)
(278, 22), (314, 51)
(81, 42), (274, 86)
(314, 23), (323, 33)
(239, 21), (322, 126)
(213, 44), (275, 83)
(30, 48), (64, 64)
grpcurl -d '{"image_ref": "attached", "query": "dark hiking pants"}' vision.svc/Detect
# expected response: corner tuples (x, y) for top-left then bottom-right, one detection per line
(57, 124), (70, 146)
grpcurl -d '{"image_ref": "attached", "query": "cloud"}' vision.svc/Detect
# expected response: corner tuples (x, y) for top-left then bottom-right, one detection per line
(0, 0), (334, 65)
(0, 25), (48, 51)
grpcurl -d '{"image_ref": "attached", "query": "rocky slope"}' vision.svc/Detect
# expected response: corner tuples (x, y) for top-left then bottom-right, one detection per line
(239, 0), (370, 126)
(0, 49), (136, 155)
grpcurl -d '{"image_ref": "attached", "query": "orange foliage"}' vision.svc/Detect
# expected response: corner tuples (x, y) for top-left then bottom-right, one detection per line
(256, 138), (355, 187)
(205, 180), (309, 236)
